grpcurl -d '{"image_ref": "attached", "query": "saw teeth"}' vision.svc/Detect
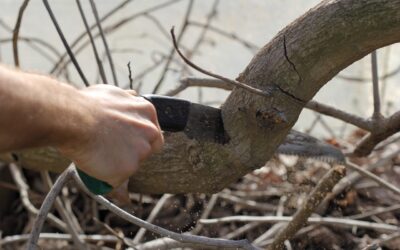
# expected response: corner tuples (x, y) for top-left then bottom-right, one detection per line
(276, 130), (346, 164)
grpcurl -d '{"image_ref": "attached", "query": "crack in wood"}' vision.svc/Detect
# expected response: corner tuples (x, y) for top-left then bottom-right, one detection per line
(283, 35), (302, 85)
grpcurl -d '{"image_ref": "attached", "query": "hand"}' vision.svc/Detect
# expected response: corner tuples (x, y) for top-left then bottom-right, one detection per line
(57, 85), (164, 188)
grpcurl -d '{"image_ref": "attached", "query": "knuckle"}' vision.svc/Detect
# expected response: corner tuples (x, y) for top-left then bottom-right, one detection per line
(145, 122), (161, 141)
(145, 103), (158, 120)
(138, 141), (152, 161)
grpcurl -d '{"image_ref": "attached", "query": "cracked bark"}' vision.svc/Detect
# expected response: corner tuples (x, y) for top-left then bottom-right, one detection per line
(2, 0), (400, 193)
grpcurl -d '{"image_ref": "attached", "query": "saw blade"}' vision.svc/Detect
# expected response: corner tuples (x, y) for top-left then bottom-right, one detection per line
(276, 130), (345, 164)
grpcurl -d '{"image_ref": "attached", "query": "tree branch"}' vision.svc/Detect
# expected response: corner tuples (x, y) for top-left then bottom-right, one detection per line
(268, 165), (346, 250)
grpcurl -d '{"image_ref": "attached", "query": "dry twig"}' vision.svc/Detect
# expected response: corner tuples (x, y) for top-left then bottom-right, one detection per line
(27, 166), (75, 250)
(12, 0), (30, 67)
(268, 165), (346, 250)
(71, 164), (260, 250)
(9, 163), (67, 232)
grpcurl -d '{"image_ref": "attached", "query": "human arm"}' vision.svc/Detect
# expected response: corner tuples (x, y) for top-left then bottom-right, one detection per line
(0, 65), (163, 188)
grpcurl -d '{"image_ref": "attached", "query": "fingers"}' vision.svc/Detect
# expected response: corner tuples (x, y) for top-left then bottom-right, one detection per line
(123, 89), (164, 155)
(138, 124), (164, 159)
(126, 89), (137, 96)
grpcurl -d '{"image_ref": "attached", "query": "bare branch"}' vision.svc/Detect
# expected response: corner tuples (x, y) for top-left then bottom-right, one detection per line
(9, 163), (68, 232)
(317, 149), (400, 213)
(190, 194), (219, 235)
(71, 164), (259, 250)
(348, 204), (400, 220)
(170, 27), (272, 98)
(133, 194), (173, 244)
(76, 0), (107, 84)
(40, 171), (87, 250)
(127, 61), (133, 89)
(353, 111), (400, 156)
(50, 0), (135, 75)
(188, 21), (259, 52)
(199, 216), (400, 233)
(165, 77), (233, 96)
(27, 166), (74, 250)
(345, 161), (400, 196)
(268, 165), (346, 250)
(0, 233), (120, 247)
(89, 0), (119, 86)
(12, 0), (30, 67)
(152, 0), (194, 93)
(180, 0), (220, 76)
(371, 51), (382, 119)
(305, 100), (371, 131)
(42, 0), (89, 86)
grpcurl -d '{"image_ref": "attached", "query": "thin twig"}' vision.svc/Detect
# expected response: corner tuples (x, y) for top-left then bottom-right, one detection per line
(71, 164), (259, 250)
(223, 222), (261, 240)
(0, 233), (120, 246)
(219, 192), (278, 211)
(40, 171), (87, 250)
(314, 112), (337, 138)
(9, 163), (68, 233)
(170, 27), (272, 97)
(180, 0), (219, 76)
(127, 61), (133, 89)
(131, 238), (225, 250)
(345, 160), (400, 196)
(50, 0), (134, 74)
(42, 0), (89, 86)
(165, 77), (233, 96)
(253, 223), (286, 245)
(27, 166), (75, 250)
(93, 217), (135, 247)
(268, 165), (346, 250)
(188, 20), (259, 52)
(317, 149), (400, 213)
(199, 216), (399, 232)
(53, 1), (181, 78)
(190, 194), (219, 235)
(336, 64), (400, 83)
(89, 0), (119, 86)
(371, 51), (382, 120)
(306, 100), (371, 131)
(12, 0), (30, 67)
(151, 0), (194, 94)
(348, 204), (400, 220)
(133, 194), (173, 244)
(76, 0), (108, 84)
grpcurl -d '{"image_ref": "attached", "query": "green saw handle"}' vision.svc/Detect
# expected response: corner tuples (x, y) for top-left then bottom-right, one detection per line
(77, 169), (113, 195)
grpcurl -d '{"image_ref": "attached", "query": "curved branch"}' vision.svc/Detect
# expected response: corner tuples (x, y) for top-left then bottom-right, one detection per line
(12, 0), (30, 67)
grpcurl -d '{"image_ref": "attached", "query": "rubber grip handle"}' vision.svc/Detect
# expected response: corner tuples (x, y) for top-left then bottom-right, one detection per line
(77, 169), (113, 195)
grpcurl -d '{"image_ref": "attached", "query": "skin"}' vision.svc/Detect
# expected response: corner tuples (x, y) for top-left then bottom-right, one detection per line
(0, 65), (164, 188)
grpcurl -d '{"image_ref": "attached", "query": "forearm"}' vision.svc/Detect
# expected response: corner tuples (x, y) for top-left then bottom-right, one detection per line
(0, 65), (163, 187)
(0, 65), (92, 152)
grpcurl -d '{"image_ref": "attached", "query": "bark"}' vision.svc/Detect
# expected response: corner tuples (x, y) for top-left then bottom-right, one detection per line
(2, 0), (400, 193)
